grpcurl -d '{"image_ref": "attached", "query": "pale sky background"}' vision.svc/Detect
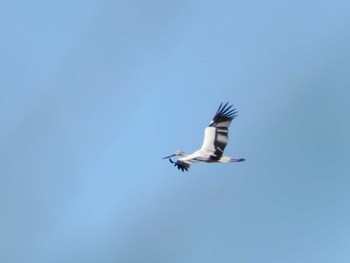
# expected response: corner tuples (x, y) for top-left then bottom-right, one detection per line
(1, 1), (350, 262)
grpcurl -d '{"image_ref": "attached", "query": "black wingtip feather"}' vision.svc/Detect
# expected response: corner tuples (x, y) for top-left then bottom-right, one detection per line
(174, 161), (189, 172)
(210, 102), (238, 127)
(168, 158), (189, 172)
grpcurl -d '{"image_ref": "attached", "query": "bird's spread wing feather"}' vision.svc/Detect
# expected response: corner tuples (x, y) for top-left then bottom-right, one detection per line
(200, 102), (237, 160)
(169, 158), (190, 172)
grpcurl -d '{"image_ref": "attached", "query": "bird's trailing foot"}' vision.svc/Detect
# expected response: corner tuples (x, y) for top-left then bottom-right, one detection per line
(230, 158), (245, 162)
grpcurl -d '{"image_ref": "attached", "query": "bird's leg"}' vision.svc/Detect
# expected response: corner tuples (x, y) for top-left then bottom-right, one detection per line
(230, 158), (245, 162)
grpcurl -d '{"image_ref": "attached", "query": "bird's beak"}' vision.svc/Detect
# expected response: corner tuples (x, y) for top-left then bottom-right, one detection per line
(162, 153), (177, 159)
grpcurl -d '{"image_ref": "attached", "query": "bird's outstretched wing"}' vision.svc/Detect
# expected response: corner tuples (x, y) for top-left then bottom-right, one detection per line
(169, 158), (190, 172)
(200, 102), (238, 160)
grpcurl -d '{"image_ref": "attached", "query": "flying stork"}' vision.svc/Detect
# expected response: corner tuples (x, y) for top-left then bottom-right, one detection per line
(163, 102), (245, 172)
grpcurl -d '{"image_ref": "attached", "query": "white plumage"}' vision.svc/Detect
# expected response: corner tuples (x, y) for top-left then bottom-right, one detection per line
(163, 102), (245, 172)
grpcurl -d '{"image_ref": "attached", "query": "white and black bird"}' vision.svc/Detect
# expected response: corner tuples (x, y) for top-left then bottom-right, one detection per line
(163, 102), (245, 172)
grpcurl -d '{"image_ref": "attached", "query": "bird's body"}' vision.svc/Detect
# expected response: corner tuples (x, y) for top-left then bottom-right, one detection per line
(163, 102), (245, 172)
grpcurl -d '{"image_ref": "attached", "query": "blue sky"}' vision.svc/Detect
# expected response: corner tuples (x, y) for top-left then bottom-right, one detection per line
(1, 1), (350, 262)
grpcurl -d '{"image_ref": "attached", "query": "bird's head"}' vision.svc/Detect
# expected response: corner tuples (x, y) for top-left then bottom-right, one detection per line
(162, 150), (186, 159)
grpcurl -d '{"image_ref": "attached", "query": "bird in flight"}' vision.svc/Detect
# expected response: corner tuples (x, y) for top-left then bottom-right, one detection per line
(163, 102), (245, 172)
